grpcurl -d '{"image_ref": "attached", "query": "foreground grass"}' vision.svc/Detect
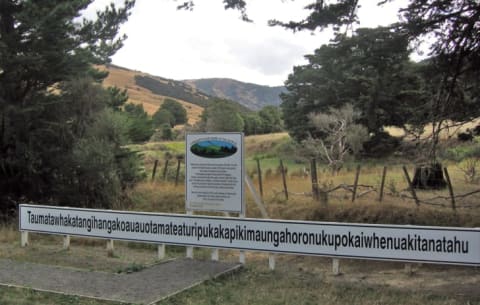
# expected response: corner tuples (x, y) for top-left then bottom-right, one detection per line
(0, 277), (465, 305)
(2, 217), (478, 305)
(0, 286), (122, 305)
(158, 266), (469, 305)
(0, 253), (476, 305)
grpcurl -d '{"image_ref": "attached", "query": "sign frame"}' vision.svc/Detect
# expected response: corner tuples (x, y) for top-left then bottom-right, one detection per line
(185, 132), (245, 214)
(19, 204), (480, 266)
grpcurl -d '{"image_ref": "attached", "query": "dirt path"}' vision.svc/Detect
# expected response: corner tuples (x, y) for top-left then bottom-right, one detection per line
(0, 258), (241, 304)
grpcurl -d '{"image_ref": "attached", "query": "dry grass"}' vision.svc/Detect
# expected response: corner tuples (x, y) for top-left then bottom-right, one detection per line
(98, 65), (203, 125)
(0, 224), (17, 243)
(245, 163), (480, 224)
(1, 170), (478, 305)
(127, 182), (185, 214)
(245, 132), (290, 155)
(385, 118), (480, 141)
(128, 163), (480, 227)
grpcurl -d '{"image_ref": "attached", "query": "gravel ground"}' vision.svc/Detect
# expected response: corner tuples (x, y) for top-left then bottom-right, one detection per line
(0, 258), (241, 304)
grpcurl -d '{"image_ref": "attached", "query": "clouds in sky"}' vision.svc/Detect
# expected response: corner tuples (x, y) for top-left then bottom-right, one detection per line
(87, 0), (407, 86)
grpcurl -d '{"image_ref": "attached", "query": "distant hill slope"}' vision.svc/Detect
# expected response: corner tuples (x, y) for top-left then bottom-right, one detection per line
(134, 75), (249, 113)
(185, 78), (287, 110)
(100, 65), (204, 125)
(102, 65), (272, 127)
(100, 65), (250, 127)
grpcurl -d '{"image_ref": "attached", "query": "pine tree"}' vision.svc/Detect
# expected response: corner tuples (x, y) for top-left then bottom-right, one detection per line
(0, 0), (135, 209)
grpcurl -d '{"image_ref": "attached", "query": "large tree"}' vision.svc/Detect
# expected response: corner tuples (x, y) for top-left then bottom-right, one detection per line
(215, 0), (480, 156)
(0, 0), (136, 209)
(400, 0), (480, 162)
(201, 99), (245, 132)
(156, 98), (187, 126)
(123, 103), (154, 143)
(281, 27), (419, 141)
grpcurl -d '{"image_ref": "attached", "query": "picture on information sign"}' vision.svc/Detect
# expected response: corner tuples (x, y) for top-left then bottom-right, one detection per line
(190, 140), (237, 158)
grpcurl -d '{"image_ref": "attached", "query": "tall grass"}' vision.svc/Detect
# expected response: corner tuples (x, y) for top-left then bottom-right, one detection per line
(127, 182), (185, 213)
(130, 168), (480, 228)
(0, 223), (17, 243)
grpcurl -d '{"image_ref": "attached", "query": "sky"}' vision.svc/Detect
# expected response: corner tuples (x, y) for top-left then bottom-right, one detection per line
(85, 0), (409, 87)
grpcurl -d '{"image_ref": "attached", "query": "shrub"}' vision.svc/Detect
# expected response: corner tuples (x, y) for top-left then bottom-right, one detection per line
(362, 131), (401, 158)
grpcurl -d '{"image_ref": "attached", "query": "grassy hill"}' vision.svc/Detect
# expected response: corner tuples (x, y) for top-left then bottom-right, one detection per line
(100, 65), (251, 126)
(99, 65), (204, 125)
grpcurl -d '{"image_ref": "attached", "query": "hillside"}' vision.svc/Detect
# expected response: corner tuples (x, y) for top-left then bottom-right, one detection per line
(185, 78), (286, 110)
(133, 74), (249, 113)
(100, 65), (204, 125)
(100, 65), (251, 126)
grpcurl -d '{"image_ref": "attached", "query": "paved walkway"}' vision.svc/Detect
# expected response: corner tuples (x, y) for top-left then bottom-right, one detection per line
(0, 258), (241, 304)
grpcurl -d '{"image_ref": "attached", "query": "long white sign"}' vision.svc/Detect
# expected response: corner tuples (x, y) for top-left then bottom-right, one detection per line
(19, 204), (480, 266)
(185, 132), (244, 213)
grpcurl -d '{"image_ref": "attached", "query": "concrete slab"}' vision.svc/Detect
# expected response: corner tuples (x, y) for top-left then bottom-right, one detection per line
(0, 258), (242, 304)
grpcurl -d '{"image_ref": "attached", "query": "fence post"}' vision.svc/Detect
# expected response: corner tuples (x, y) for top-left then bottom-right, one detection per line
(351, 165), (361, 202)
(332, 258), (340, 275)
(21, 231), (29, 247)
(311, 159), (320, 202)
(443, 167), (456, 211)
(269, 254), (276, 270)
(151, 159), (159, 182)
(211, 249), (219, 261)
(158, 244), (166, 260)
(63, 235), (70, 250)
(378, 166), (387, 202)
(402, 166), (420, 206)
(279, 159), (288, 200)
(256, 158), (263, 199)
(163, 159), (170, 181)
(106, 239), (114, 257)
(175, 158), (181, 187)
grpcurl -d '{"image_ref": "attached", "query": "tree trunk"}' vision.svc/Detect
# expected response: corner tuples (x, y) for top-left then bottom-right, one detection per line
(412, 163), (447, 190)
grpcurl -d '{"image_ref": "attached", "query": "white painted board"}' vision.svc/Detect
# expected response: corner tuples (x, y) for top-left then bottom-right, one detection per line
(20, 204), (480, 266)
(185, 133), (244, 213)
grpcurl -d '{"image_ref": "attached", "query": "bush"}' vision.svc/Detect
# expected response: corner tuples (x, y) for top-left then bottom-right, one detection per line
(442, 138), (480, 161)
(362, 131), (401, 158)
(56, 110), (145, 209)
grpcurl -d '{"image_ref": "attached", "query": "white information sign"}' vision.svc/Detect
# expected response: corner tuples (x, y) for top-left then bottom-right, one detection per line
(185, 132), (244, 213)
(20, 204), (480, 266)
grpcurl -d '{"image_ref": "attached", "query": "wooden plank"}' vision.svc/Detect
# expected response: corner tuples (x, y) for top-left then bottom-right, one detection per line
(158, 244), (166, 260)
(63, 235), (70, 250)
(21, 231), (29, 247)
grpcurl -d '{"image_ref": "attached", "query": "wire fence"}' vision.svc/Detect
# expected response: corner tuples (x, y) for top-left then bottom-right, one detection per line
(150, 157), (480, 211)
